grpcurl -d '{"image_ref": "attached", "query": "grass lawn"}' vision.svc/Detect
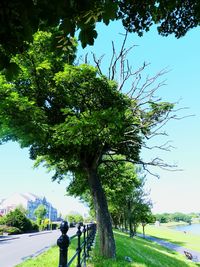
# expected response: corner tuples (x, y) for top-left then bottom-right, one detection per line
(16, 238), (78, 267)
(17, 231), (200, 267)
(88, 231), (200, 267)
(140, 224), (200, 253)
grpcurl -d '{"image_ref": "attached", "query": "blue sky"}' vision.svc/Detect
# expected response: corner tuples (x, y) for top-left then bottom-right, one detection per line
(0, 21), (199, 215)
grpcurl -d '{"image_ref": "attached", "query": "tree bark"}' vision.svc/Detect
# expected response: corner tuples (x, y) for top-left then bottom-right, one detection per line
(142, 224), (145, 238)
(133, 223), (137, 236)
(87, 168), (116, 258)
(124, 211), (127, 231)
(127, 200), (133, 237)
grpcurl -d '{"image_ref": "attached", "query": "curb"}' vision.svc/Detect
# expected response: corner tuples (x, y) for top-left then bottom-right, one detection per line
(0, 230), (53, 241)
(28, 231), (52, 237)
(0, 236), (20, 242)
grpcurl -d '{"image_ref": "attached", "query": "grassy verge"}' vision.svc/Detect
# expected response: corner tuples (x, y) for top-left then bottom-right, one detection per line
(17, 231), (200, 267)
(88, 231), (200, 267)
(139, 225), (200, 253)
(16, 238), (78, 267)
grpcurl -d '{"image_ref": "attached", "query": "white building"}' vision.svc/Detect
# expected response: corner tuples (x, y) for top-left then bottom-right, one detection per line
(0, 192), (57, 221)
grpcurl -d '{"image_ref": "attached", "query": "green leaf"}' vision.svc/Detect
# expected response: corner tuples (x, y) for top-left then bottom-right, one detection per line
(60, 19), (75, 36)
(78, 27), (98, 47)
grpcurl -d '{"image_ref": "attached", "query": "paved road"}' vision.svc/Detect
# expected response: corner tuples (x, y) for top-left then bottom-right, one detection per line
(138, 234), (200, 263)
(0, 228), (77, 267)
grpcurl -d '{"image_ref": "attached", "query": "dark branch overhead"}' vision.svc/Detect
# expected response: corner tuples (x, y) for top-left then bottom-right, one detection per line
(0, 0), (200, 74)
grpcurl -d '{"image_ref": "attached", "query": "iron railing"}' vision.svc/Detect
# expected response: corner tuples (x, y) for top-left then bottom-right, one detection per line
(57, 221), (96, 267)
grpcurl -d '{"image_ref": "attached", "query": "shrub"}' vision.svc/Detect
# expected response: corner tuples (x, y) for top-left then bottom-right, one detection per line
(30, 220), (39, 232)
(0, 216), (6, 225)
(5, 208), (38, 233)
(0, 225), (22, 235)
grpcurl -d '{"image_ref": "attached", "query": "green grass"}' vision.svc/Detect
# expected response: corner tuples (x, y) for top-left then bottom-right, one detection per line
(17, 231), (200, 267)
(16, 238), (78, 267)
(140, 224), (200, 253)
(88, 231), (200, 267)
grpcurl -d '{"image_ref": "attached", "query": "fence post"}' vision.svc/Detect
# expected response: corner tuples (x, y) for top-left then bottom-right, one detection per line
(83, 225), (86, 266)
(86, 224), (89, 258)
(76, 224), (82, 267)
(87, 223), (96, 257)
(57, 221), (70, 267)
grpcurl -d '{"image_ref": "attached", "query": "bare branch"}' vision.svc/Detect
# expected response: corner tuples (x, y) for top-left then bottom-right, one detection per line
(92, 53), (105, 76)
(101, 155), (182, 178)
(81, 32), (190, 175)
(143, 141), (175, 151)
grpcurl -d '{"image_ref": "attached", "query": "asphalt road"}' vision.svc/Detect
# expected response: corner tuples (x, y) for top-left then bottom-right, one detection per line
(0, 228), (77, 267)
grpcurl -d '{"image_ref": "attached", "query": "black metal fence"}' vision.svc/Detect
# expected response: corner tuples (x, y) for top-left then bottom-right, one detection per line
(57, 221), (97, 267)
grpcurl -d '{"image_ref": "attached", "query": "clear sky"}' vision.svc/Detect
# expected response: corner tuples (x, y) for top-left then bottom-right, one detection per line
(0, 21), (199, 216)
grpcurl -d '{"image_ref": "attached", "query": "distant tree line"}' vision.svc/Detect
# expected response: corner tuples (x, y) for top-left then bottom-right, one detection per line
(155, 212), (200, 224)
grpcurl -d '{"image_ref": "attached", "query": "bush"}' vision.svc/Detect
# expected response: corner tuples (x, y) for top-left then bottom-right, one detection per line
(6, 226), (22, 235)
(0, 225), (22, 235)
(0, 216), (6, 225)
(30, 220), (39, 232)
(5, 208), (38, 233)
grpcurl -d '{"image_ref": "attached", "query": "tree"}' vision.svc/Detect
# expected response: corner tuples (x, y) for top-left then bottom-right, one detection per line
(67, 213), (83, 224)
(70, 157), (141, 229)
(155, 213), (171, 223)
(138, 205), (155, 238)
(34, 205), (47, 226)
(1, 0), (200, 73)
(155, 212), (193, 224)
(171, 212), (192, 224)
(5, 208), (35, 233)
(0, 29), (175, 258)
(99, 158), (141, 229)
(124, 176), (151, 237)
(16, 204), (27, 215)
(95, 159), (155, 237)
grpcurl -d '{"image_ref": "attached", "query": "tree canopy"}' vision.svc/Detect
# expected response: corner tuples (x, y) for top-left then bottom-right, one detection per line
(1, 0), (200, 72)
(34, 204), (47, 225)
(0, 29), (175, 258)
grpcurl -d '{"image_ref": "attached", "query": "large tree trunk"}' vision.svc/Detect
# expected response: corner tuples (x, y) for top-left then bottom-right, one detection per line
(87, 168), (116, 258)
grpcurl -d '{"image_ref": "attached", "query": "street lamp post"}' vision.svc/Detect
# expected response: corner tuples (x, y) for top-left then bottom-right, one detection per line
(49, 204), (51, 230)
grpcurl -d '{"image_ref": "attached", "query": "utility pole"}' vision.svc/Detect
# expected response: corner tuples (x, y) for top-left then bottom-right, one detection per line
(49, 203), (51, 230)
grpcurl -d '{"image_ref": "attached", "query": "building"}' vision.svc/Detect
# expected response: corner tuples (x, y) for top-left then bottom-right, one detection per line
(0, 192), (57, 221)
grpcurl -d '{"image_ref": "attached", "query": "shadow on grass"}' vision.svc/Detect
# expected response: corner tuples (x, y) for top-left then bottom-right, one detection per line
(90, 231), (200, 267)
(138, 232), (200, 262)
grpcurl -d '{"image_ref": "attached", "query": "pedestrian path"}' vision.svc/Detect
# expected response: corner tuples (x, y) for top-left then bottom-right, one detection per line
(138, 234), (200, 263)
